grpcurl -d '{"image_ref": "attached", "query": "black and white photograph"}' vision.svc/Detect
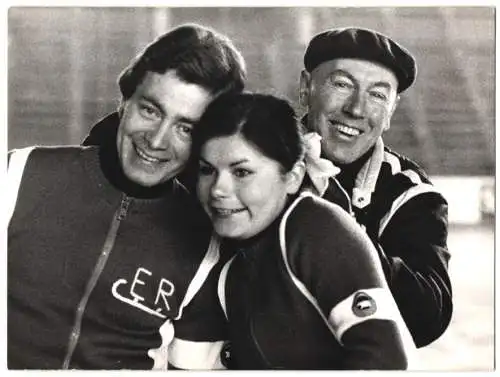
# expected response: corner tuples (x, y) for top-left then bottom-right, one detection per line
(5, 4), (495, 371)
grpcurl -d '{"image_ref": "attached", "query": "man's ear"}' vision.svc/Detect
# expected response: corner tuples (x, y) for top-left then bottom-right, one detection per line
(299, 70), (311, 108)
(285, 161), (306, 195)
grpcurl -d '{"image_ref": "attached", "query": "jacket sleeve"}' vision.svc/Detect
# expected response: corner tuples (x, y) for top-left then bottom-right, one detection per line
(166, 254), (228, 370)
(376, 192), (453, 348)
(288, 196), (416, 369)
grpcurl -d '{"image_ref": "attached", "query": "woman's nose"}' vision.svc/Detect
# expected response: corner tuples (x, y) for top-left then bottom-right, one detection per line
(211, 172), (232, 198)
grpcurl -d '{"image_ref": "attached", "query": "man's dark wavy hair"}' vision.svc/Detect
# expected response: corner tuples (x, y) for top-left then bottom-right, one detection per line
(118, 23), (246, 99)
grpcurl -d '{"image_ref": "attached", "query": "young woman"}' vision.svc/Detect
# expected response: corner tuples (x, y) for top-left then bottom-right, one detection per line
(191, 92), (416, 370)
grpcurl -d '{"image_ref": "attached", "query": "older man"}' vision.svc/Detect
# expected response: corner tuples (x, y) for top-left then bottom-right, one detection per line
(299, 27), (452, 348)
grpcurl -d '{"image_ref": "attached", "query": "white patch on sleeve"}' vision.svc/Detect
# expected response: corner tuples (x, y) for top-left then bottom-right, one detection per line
(330, 287), (418, 368)
(147, 319), (175, 370)
(168, 337), (226, 370)
(328, 287), (401, 342)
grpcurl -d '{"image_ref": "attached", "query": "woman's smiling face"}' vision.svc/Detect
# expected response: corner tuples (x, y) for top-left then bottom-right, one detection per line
(197, 133), (292, 240)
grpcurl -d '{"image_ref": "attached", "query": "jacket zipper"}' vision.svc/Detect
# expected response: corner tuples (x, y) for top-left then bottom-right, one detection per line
(62, 194), (132, 368)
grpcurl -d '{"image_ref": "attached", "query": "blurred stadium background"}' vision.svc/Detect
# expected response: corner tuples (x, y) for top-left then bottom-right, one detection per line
(7, 6), (495, 371)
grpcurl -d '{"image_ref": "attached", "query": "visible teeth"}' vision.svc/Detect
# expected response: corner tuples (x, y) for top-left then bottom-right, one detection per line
(337, 125), (361, 136)
(136, 147), (161, 163)
(214, 208), (243, 216)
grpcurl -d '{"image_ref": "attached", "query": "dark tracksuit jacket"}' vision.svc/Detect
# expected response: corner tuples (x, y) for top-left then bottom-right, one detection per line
(217, 192), (416, 369)
(7, 141), (228, 369)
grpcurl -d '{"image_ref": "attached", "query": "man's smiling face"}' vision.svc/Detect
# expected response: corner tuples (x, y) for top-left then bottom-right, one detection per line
(116, 70), (214, 187)
(301, 58), (400, 164)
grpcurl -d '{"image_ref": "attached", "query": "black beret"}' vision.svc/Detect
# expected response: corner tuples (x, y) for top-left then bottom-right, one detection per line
(304, 27), (417, 93)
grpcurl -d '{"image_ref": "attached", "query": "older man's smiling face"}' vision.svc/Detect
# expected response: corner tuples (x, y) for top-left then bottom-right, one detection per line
(301, 58), (400, 165)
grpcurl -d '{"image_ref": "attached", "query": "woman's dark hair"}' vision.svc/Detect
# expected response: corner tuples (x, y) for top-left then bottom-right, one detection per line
(118, 23), (246, 99)
(191, 92), (305, 174)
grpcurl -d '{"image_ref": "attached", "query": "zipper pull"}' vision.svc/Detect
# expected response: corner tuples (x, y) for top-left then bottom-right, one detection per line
(117, 196), (131, 220)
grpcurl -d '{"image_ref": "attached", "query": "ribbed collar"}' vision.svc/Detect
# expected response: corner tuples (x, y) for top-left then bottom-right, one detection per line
(100, 146), (181, 200)
(83, 112), (182, 199)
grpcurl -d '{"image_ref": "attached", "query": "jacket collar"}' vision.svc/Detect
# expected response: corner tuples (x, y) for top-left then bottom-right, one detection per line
(351, 137), (384, 209)
(82, 112), (120, 147)
(87, 112), (185, 199)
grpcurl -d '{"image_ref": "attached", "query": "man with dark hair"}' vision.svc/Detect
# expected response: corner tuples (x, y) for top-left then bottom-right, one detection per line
(7, 23), (246, 370)
(299, 27), (452, 348)
(83, 23), (244, 149)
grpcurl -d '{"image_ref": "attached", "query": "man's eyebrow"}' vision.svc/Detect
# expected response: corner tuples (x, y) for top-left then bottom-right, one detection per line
(369, 81), (392, 90)
(177, 116), (197, 125)
(330, 69), (354, 80)
(139, 94), (163, 112)
(330, 69), (395, 90)
(139, 94), (197, 124)
(329, 69), (358, 84)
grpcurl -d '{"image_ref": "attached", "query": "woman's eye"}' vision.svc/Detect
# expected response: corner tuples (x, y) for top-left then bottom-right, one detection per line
(234, 168), (252, 178)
